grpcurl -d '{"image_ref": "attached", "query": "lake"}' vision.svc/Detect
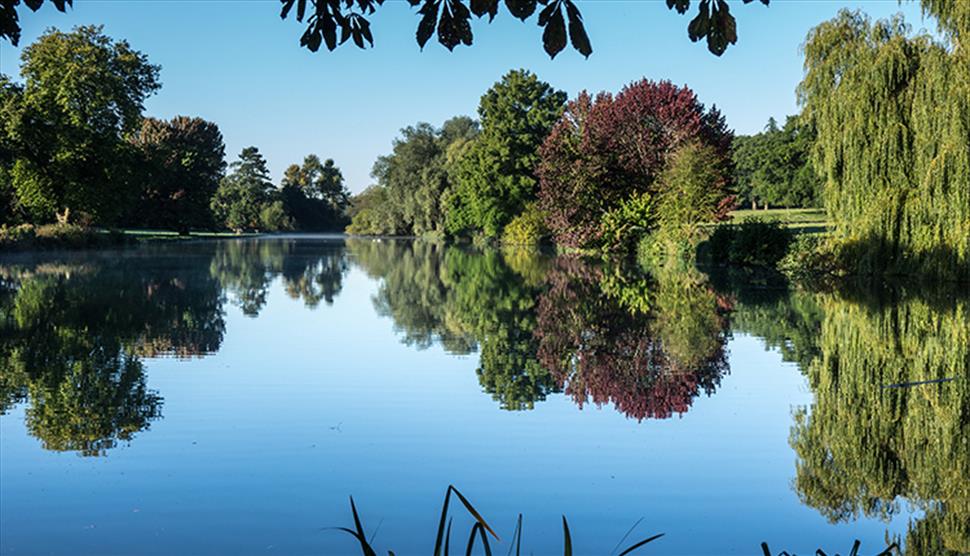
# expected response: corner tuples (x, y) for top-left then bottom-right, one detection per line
(1, 237), (967, 555)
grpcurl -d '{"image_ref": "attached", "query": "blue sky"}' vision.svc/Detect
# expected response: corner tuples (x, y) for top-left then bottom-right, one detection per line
(0, 0), (926, 194)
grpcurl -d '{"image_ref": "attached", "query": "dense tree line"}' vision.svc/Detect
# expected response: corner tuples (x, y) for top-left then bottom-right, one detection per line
(731, 116), (821, 209)
(349, 70), (735, 257)
(0, 26), (350, 233)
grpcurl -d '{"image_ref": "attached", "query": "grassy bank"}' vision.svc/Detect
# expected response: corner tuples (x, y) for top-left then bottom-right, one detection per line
(0, 224), (259, 252)
(729, 208), (829, 235)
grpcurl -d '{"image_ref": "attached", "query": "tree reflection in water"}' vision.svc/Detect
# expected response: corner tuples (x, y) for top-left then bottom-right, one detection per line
(1, 238), (966, 554)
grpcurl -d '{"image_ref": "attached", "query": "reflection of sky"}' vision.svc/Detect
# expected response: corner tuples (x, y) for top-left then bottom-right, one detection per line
(0, 266), (916, 555)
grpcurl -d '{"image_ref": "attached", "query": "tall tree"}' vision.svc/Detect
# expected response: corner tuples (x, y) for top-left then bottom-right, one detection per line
(280, 154), (351, 230)
(446, 69), (566, 238)
(131, 116), (226, 233)
(731, 115), (821, 209)
(357, 116), (478, 236)
(5, 25), (161, 225)
(211, 147), (286, 232)
(799, 8), (969, 279)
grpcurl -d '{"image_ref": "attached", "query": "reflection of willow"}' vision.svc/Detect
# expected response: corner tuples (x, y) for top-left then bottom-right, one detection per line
(788, 289), (969, 555)
(209, 238), (348, 315)
(0, 257), (225, 455)
(536, 258), (731, 421)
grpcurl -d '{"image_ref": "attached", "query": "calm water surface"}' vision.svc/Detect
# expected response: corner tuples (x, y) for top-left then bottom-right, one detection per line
(1, 237), (967, 555)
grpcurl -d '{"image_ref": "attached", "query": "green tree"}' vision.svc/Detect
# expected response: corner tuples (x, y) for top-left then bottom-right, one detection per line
(364, 116), (478, 236)
(211, 147), (281, 232)
(5, 25), (160, 225)
(280, 154), (351, 230)
(731, 116), (821, 209)
(131, 116), (226, 232)
(446, 69), (566, 239)
(654, 141), (731, 254)
(799, 8), (969, 279)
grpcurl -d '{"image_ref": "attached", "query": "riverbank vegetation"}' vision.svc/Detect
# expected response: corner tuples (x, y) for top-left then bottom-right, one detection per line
(0, 26), (351, 239)
(3, 1), (967, 281)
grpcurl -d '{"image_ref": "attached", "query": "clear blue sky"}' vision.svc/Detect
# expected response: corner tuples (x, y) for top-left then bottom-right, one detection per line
(0, 0), (927, 194)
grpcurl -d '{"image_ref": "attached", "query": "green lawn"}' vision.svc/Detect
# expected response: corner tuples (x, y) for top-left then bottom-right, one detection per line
(728, 208), (829, 234)
(116, 229), (260, 240)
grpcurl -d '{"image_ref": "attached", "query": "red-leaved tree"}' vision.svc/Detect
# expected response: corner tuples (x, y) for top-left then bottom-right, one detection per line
(537, 79), (732, 249)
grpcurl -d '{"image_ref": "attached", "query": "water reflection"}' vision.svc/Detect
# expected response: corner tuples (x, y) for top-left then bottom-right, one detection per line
(0, 238), (966, 554)
(732, 282), (969, 554)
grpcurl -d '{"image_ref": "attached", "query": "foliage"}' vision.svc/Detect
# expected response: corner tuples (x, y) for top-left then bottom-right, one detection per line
(701, 219), (793, 268)
(535, 257), (730, 420)
(360, 117), (478, 236)
(259, 200), (294, 231)
(211, 147), (280, 232)
(499, 202), (548, 246)
(799, 9), (969, 280)
(446, 69), (565, 238)
(4, 25), (160, 225)
(655, 141), (733, 253)
(789, 287), (970, 555)
(131, 116), (227, 232)
(732, 116), (822, 209)
(345, 186), (401, 235)
(277, 0), (768, 58)
(0, 254), (226, 453)
(280, 155), (350, 231)
(0, 0), (71, 46)
(0, 223), (130, 250)
(597, 192), (656, 253)
(538, 79), (732, 250)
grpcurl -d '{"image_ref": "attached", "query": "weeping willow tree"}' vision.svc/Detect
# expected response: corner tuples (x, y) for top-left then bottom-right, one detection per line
(790, 288), (969, 554)
(799, 5), (969, 280)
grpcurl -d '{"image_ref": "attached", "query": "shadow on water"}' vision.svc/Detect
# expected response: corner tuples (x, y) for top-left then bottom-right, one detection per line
(0, 237), (966, 553)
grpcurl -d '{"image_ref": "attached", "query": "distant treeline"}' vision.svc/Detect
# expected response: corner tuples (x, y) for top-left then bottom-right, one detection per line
(0, 26), (350, 234)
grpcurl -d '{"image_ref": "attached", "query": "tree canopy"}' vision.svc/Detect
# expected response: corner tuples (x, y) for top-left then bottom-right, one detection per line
(3, 25), (160, 225)
(446, 69), (566, 239)
(538, 79), (733, 250)
(731, 116), (821, 209)
(799, 8), (969, 279)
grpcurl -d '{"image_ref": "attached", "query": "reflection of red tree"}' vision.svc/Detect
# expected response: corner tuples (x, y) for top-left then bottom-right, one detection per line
(536, 258), (729, 421)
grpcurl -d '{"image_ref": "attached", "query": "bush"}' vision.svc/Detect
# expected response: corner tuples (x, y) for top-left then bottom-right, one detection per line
(501, 203), (548, 246)
(0, 223), (130, 251)
(777, 234), (841, 280)
(598, 192), (655, 252)
(700, 219), (793, 268)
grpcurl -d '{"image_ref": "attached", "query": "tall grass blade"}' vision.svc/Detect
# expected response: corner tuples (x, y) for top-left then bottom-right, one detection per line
(848, 540), (860, 556)
(562, 516), (572, 556)
(349, 497), (378, 556)
(445, 518), (453, 556)
(464, 522), (493, 556)
(506, 514), (522, 556)
(616, 533), (664, 556)
(610, 517), (644, 555)
(433, 488), (454, 556)
(448, 485), (499, 540)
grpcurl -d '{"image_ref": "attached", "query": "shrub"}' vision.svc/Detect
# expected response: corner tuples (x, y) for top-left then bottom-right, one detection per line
(700, 219), (793, 268)
(777, 234), (841, 280)
(501, 203), (549, 246)
(598, 191), (656, 252)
